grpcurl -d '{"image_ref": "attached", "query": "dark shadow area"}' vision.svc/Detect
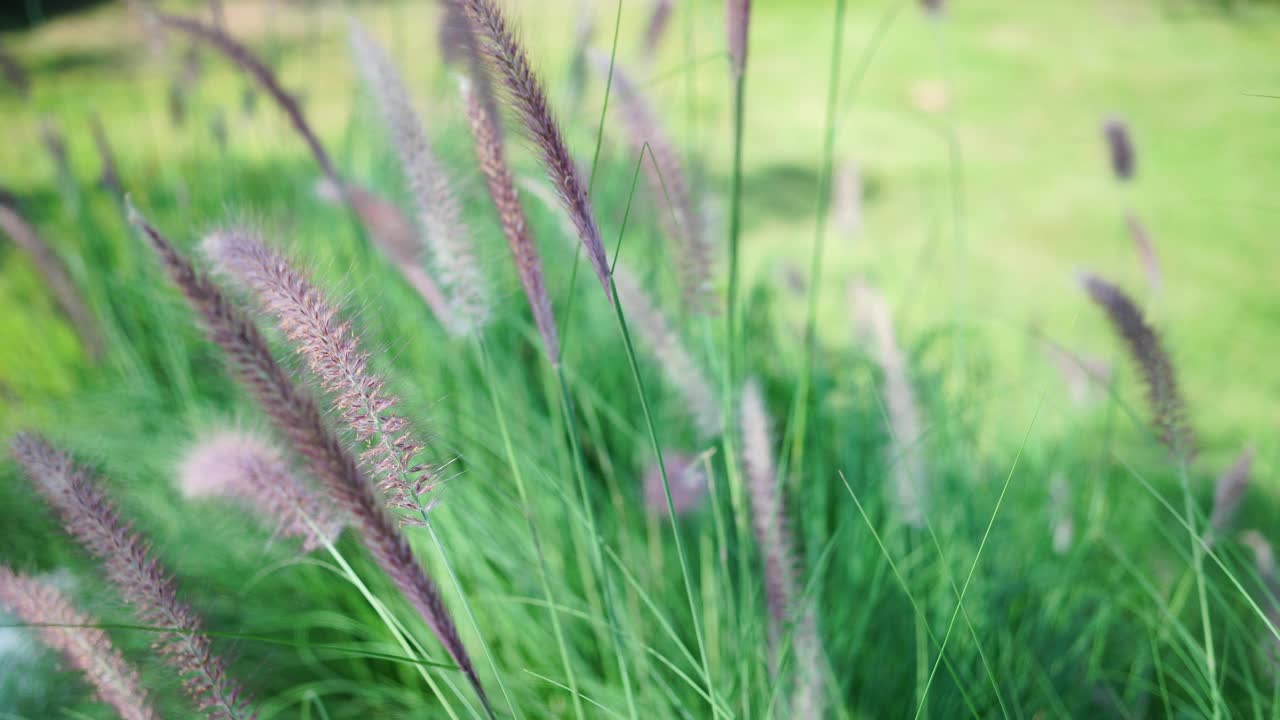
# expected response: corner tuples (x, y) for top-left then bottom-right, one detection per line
(1, 0), (109, 32)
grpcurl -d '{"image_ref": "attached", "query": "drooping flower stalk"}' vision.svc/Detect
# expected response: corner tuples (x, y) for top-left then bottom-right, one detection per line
(0, 198), (104, 360)
(152, 11), (342, 190)
(1078, 272), (1193, 457)
(0, 566), (158, 720)
(10, 433), (255, 719)
(128, 208), (490, 715)
(180, 429), (343, 551)
(851, 280), (927, 527)
(593, 52), (714, 312)
(348, 20), (490, 335)
(740, 380), (823, 718)
(453, 0), (613, 301)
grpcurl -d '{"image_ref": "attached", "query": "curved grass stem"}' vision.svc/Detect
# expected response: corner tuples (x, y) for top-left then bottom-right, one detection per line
(476, 339), (581, 720)
(608, 149), (720, 718)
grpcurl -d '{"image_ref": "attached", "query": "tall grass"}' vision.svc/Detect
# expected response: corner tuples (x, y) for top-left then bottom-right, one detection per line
(1, 2), (1276, 719)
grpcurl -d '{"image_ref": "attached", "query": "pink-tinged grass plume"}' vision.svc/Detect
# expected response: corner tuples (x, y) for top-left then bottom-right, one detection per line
(740, 379), (824, 718)
(180, 428), (343, 551)
(127, 206), (491, 715)
(452, 0), (613, 301)
(348, 20), (490, 336)
(0, 565), (158, 720)
(851, 280), (927, 528)
(11, 433), (255, 719)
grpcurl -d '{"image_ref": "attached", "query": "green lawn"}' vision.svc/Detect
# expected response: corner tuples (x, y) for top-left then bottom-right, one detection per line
(1, 0), (1278, 717)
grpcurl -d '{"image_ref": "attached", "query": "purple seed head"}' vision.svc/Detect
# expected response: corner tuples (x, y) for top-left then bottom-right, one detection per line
(1103, 116), (1135, 182)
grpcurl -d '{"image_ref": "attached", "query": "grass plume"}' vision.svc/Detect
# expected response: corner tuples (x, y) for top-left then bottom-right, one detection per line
(348, 19), (490, 335)
(201, 230), (441, 523)
(614, 265), (721, 439)
(851, 280), (927, 527)
(740, 379), (824, 717)
(180, 428), (343, 551)
(461, 78), (561, 363)
(642, 451), (707, 516)
(1078, 272), (1193, 457)
(442, 5), (559, 358)
(127, 207), (491, 715)
(1242, 530), (1280, 672)
(10, 433), (255, 719)
(1103, 116), (1135, 182)
(453, 0), (613, 301)
(0, 566), (158, 720)
(313, 179), (453, 323)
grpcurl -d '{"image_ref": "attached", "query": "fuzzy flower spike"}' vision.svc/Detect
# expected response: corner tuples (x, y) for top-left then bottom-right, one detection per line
(11, 433), (255, 719)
